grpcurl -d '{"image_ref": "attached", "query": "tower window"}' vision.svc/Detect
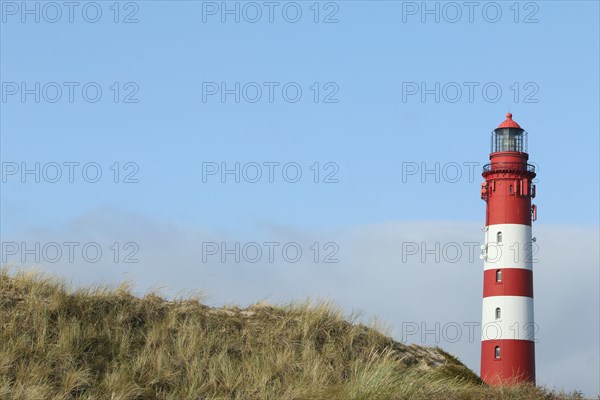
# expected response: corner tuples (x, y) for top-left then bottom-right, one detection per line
(495, 307), (501, 320)
(495, 346), (501, 359)
(509, 185), (513, 194)
(496, 269), (502, 282)
(497, 231), (502, 243)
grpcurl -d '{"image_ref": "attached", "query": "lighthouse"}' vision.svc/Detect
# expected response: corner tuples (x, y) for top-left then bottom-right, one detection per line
(480, 113), (536, 385)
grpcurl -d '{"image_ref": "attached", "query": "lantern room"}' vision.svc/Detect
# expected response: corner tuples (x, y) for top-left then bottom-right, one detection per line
(491, 113), (528, 153)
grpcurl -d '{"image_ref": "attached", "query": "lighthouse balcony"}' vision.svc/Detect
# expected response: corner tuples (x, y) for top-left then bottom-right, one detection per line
(483, 163), (536, 174)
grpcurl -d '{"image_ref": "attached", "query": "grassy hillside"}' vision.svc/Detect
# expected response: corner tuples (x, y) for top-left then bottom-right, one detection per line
(0, 268), (586, 400)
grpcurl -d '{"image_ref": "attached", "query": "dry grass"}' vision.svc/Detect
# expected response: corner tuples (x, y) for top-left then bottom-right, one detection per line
(0, 267), (589, 400)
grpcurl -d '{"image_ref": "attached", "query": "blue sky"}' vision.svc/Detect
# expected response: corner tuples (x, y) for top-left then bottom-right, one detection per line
(1, 0), (599, 396)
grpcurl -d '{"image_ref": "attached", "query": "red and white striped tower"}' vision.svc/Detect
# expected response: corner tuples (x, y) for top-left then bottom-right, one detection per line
(480, 113), (537, 385)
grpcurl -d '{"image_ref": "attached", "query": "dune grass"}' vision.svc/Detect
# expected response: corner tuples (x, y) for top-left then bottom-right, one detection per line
(0, 268), (589, 399)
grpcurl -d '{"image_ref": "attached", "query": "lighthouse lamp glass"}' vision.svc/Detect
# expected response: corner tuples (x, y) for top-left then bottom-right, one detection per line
(491, 128), (528, 153)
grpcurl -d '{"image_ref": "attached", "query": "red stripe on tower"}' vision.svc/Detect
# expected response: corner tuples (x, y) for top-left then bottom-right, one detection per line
(480, 113), (537, 385)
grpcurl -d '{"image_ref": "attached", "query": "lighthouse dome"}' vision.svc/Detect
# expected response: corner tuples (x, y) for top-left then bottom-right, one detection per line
(497, 113), (522, 129)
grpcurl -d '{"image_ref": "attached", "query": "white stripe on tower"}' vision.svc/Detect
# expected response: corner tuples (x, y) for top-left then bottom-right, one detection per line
(481, 296), (535, 341)
(483, 224), (533, 271)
